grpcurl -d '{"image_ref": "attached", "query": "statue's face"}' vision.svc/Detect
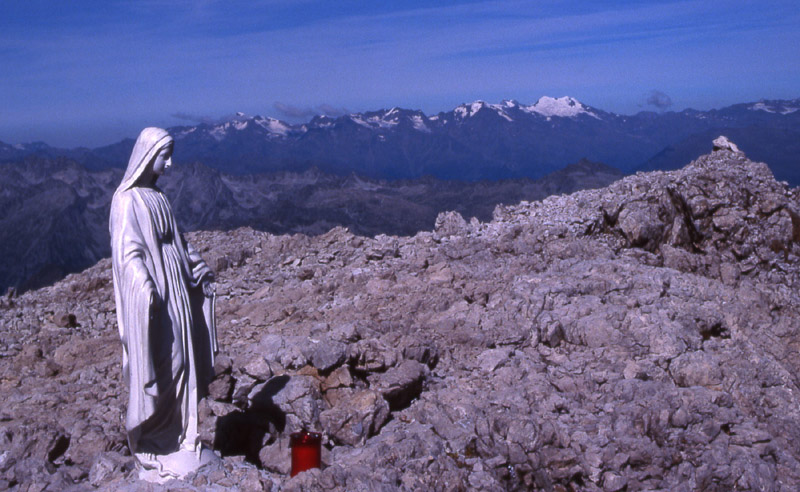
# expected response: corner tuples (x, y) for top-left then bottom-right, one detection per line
(152, 144), (173, 176)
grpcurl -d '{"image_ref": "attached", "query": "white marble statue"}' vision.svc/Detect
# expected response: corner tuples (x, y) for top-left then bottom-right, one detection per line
(110, 127), (219, 481)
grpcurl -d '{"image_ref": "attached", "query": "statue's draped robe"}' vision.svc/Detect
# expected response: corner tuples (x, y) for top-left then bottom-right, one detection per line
(111, 185), (216, 455)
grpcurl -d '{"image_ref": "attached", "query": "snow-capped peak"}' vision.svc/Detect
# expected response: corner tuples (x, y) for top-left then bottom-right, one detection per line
(208, 117), (250, 140)
(409, 114), (430, 132)
(453, 101), (513, 122)
(749, 101), (799, 115)
(522, 96), (599, 119)
(340, 108), (433, 132)
(254, 115), (291, 136)
(454, 101), (486, 118)
(203, 113), (293, 141)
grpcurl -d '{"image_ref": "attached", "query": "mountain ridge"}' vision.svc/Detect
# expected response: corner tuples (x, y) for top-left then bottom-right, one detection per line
(2, 96), (798, 182)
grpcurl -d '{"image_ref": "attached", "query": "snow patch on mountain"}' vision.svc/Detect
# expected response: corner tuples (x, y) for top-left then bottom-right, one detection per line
(492, 106), (514, 122)
(454, 101), (513, 122)
(749, 101), (799, 115)
(202, 114), (294, 141)
(342, 109), (435, 132)
(209, 119), (249, 141)
(522, 96), (600, 119)
(255, 116), (291, 136)
(371, 111), (401, 129)
(308, 116), (335, 129)
(411, 115), (431, 132)
(372, 116), (399, 128)
(348, 115), (374, 129)
(174, 127), (197, 138)
(209, 126), (227, 141)
(453, 105), (471, 119)
(345, 113), (394, 130)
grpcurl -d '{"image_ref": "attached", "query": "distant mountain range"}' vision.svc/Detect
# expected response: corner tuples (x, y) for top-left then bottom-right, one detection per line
(2, 96), (799, 182)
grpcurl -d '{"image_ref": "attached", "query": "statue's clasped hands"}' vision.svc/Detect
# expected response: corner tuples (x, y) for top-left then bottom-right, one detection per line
(202, 279), (216, 298)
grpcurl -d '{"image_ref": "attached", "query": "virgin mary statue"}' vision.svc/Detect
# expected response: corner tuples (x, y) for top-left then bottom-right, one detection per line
(110, 127), (218, 480)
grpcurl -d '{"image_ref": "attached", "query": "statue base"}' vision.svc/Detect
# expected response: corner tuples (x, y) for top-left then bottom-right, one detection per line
(136, 445), (220, 483)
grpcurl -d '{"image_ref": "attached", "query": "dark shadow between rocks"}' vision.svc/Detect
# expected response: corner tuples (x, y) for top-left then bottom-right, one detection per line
(700, 321), (730, 341)
(384, 377), (424, 412)
(214, 375), (289, 465)
(47, 434), (70, 463)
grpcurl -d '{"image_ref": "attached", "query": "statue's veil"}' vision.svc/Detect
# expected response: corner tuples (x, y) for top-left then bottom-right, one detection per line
(115, 127), (172, 195)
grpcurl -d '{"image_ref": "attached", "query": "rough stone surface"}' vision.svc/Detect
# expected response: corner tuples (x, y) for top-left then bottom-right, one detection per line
(320, 389), (390, 446)
(3, 146), (800, 490)
(713, 135), (741, 153)
(369, 360), (427, 410)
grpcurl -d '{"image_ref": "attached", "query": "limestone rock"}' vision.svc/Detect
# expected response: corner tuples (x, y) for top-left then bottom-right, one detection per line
(302, 339), (347, 373)
(320, 390), (390, 446)
(259, 375), (323, 434)
(434, 210), (468, 239)
(88, 451), (135, 487)
(712, 135), (741, 153)
(477, 347), (513, 372)
(369, 359), (427, 410)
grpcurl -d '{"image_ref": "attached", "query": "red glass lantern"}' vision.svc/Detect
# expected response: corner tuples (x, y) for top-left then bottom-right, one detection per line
(290, 430), (322, 476)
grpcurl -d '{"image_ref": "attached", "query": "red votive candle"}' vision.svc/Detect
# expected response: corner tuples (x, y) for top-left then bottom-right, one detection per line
(290, 430), (322, 477)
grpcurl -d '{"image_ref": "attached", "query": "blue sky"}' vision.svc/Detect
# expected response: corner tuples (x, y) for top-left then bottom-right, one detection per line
(1, 0), (798, 147)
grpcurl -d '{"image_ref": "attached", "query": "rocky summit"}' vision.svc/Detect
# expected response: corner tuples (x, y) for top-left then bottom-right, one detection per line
(3, 142), (800, 491)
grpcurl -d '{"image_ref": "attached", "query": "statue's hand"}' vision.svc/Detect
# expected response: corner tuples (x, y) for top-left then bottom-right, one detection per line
(202, 280), (216, 298)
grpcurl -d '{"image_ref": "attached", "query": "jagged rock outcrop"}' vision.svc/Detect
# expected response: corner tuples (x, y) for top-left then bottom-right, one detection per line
(712, 135), (741, 153)
(3, 142), (800, 490)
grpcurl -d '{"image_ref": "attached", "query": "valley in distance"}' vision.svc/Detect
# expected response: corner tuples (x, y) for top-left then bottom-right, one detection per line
(0, 156), (621, 294)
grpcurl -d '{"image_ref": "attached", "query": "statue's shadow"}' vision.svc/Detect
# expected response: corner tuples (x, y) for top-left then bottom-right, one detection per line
(213, 375), (289, 464)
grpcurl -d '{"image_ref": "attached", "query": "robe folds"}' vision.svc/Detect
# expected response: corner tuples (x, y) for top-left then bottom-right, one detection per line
(110, 185), (217, 455)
